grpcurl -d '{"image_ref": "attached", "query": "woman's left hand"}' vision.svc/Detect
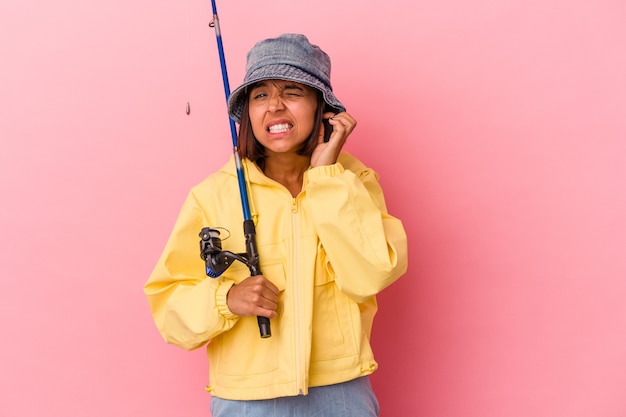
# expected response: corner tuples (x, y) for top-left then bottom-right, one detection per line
(310, 111), (357, 167)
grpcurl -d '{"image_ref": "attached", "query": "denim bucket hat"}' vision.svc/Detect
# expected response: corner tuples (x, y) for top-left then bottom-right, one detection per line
(227, 33), (345, 123)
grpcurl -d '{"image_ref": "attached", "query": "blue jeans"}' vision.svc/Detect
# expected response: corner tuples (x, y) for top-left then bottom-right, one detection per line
(210, 376), (380, 417)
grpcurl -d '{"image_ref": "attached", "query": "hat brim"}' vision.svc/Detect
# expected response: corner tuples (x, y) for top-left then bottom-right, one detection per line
(227, 64), (345, 124)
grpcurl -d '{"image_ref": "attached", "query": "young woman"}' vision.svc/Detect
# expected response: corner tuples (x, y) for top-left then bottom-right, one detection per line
(145, 33), (408, 416)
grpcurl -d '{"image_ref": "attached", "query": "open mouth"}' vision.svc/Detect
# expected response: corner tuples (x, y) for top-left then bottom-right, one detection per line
(267, 123), (293, 134)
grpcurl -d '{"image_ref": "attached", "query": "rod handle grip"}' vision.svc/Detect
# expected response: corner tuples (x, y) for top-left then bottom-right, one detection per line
(258, 317), (271, 338)
(245, 220), (272, 338)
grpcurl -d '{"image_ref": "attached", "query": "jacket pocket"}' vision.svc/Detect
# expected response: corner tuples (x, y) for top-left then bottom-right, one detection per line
(310, 242), (360, 361)
(210, 259), (286, 376)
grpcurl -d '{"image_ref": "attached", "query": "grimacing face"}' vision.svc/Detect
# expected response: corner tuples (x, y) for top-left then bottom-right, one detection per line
(246, 80), (319, 156)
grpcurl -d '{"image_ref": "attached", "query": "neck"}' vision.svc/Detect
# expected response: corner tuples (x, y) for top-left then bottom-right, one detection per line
(261, 153), (310, 197)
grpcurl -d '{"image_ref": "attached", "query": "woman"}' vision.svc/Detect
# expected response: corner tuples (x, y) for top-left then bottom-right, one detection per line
(145, 33), (408, 416)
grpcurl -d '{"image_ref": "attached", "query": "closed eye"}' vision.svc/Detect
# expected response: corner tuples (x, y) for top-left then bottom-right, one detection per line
(283, 84), (305, 96)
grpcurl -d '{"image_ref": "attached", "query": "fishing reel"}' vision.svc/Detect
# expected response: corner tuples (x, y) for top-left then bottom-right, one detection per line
(199, 223), (269, 338)
(199, 227), (249, 278)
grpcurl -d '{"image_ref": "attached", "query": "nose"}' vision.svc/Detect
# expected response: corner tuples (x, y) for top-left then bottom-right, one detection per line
(268, 93), (285, 112)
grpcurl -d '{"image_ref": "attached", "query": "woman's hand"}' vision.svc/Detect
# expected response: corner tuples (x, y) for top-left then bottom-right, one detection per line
(226, 275), (279, 319)
(310, 111), (357, 167)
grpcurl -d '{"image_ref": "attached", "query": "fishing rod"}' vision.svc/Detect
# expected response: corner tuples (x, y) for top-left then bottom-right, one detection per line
(199, 0), (271, 338)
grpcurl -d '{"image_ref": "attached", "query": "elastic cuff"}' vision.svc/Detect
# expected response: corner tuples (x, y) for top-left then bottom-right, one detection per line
(306, 162), (345, 181)
(215, 279), (238, 320)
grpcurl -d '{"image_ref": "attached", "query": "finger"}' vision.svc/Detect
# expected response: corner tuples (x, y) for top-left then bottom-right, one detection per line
(256, 306), (278, 319)
(256, 297), (278, 316)
(331, 112), (356, 132)
(247, 275), (279, 296)
(248, 287), (279, 318)
(262, 278), (280, 296)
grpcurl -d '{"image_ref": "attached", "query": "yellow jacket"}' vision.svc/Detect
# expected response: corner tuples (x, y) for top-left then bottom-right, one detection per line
(144, 152), (407, 400)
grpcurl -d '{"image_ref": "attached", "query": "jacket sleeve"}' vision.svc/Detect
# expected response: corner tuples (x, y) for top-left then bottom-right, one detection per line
(143, 191), (240, 350)
(304, 160), (408, 303)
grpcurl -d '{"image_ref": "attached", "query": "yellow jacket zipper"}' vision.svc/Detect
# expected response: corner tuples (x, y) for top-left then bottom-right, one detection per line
(291, 196), (306, 395)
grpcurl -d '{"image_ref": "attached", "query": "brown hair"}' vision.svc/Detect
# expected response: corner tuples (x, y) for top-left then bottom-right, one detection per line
(237, 89), (325, 164)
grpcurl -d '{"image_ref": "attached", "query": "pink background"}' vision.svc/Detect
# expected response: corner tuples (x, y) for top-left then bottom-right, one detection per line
(1, 0), (625, 416)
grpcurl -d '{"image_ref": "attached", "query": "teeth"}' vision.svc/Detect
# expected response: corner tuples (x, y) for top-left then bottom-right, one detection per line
(268, 123), (291, 133)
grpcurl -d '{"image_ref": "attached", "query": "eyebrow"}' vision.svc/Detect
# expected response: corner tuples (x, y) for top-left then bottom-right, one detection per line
(281, 83), (305, 91)
(251, 81), (305, 91)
